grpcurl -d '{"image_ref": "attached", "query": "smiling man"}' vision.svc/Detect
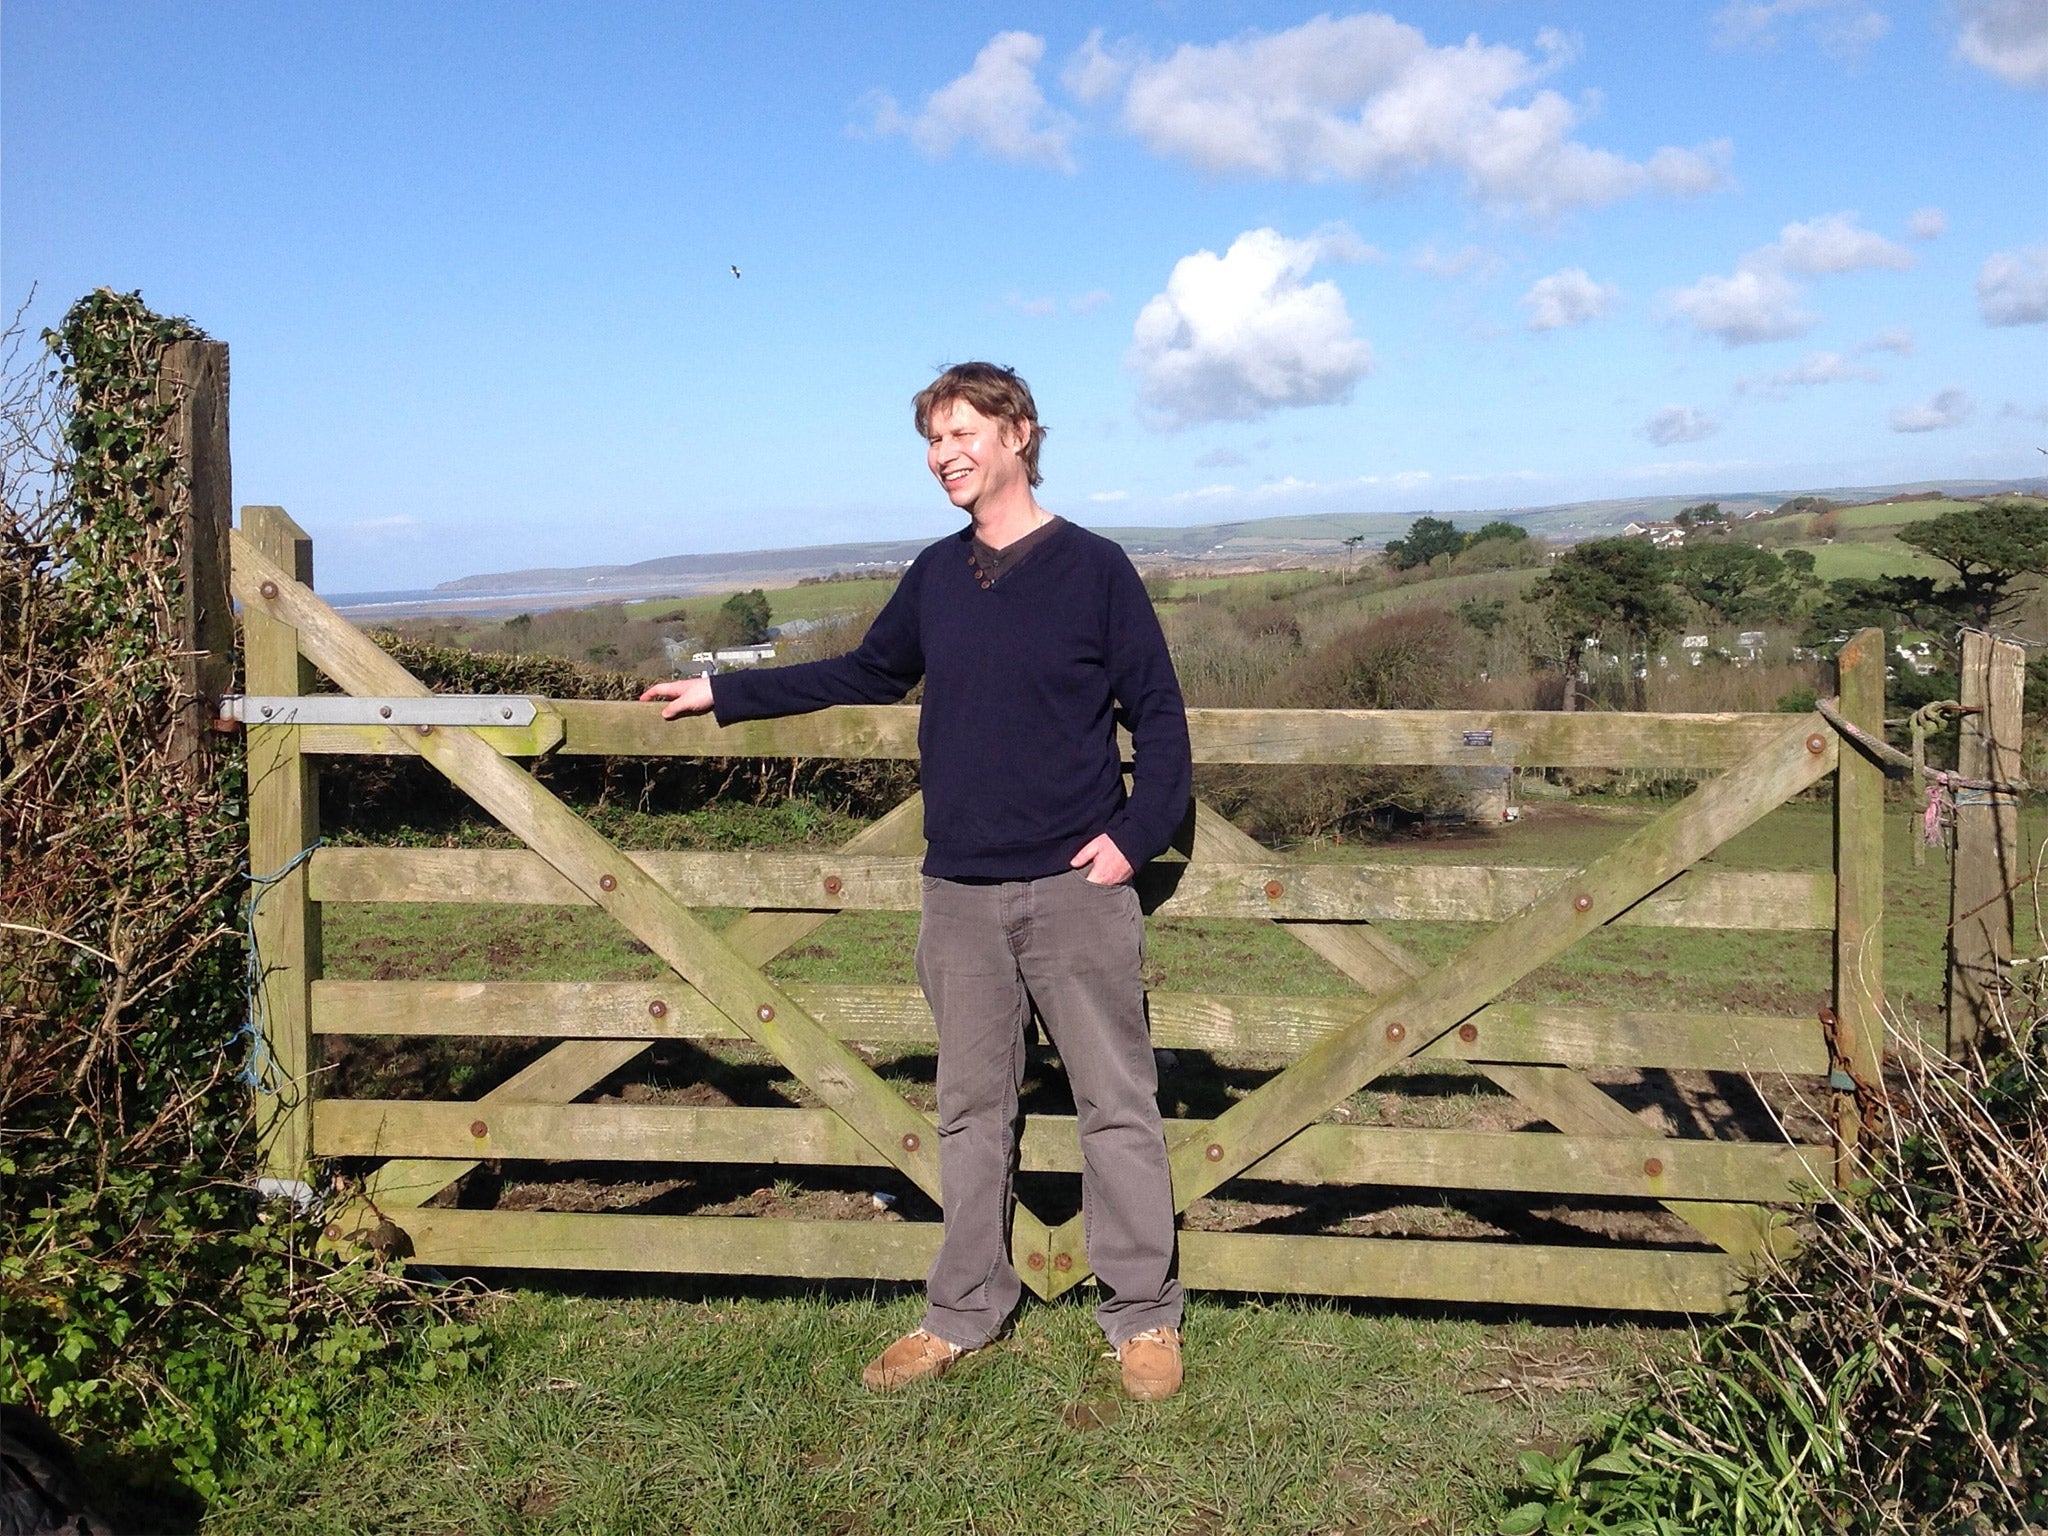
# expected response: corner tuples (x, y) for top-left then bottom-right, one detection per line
(642, 362), (1193, 1400)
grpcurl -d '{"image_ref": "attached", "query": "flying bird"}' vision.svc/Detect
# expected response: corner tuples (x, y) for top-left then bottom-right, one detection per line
(730, 265), (742, 279)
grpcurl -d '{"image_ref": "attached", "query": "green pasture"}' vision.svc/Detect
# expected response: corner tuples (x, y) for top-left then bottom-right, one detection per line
(1800, 537), (1949, 582)
(621, 577), (901, 628)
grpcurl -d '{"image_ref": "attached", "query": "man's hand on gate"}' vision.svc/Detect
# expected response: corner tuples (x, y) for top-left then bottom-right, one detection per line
(640, 676), (715, 720)
(1071, 832), (1134, 886)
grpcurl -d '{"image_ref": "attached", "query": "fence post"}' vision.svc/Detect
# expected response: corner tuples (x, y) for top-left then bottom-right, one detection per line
(1832, 628), (1886, 1184)
(243, 505), (323, 1187)
(1945, 631), (2026, 1052)
(157, 340), (234, 769)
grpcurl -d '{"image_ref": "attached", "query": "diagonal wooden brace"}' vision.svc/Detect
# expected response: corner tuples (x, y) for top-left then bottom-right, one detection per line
(233, 532), (1060, 1283)
(1037, 719), (1836, 1296)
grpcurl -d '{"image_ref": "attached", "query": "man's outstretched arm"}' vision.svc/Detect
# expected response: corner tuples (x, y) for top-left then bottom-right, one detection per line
(641, 565), (927, 721)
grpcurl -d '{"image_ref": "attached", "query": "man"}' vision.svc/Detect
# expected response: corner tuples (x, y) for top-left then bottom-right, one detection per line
(641, 363), (1192, 1400)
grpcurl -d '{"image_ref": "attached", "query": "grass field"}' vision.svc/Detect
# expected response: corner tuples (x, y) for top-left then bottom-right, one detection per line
(1802, 538), (1949, 582)
(199, 786), (2041, 1533)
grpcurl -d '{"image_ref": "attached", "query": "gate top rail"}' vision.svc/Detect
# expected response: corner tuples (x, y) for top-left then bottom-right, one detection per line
(279, 699), (1803, 769)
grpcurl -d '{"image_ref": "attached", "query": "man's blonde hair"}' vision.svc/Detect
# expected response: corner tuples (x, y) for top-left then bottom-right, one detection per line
(913, 362), (1046, 487)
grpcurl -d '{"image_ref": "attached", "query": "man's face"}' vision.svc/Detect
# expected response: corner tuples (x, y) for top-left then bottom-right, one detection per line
(925, 397), (1032, 512)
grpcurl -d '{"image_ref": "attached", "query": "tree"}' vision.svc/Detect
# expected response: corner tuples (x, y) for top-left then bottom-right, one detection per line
(1469, 520), (1528, 546)
(1456, 597), (1507, 634)
(1674, 502), (1723, 528)
(1672, 543), (1817, 623)
(1535, 537), (1681, 710)
(1897, 503), (2048, 626)
(1341, 533), (1365, 583)
(704, 588), (772, 648)
(1383, 515), (1464, 570)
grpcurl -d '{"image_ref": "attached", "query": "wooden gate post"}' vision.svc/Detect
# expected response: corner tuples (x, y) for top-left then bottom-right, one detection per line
(1946, 631), (2026, 1052)
(243, 506), (323, 1186)
(1832, 628), (1886, 1183)
(157, 340), (234, 769)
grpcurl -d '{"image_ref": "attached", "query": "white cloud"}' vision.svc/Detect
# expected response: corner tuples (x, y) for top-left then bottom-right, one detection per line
(1670, 212), (1912, 345)
(1062, 29), (1131, 106)
(1890, 388), (1975, 432)
(2000, 400), (2048, 425)
(1907, 207), (1948, 240)
(1071, 288), (1113, 314)
(1862, 325), (1915, 354)
(1644, 406), (1720, 446)
(1128, 227), (1374, 428)
(1956, 0), (2048, 87)
(1737, 350), (1885, 396)
(1978, 246), (2048, 326)
(1114, 14), (1730, 218)
(869, 32), (1076, 170)
(1412, 243), (1506, 282)
(1522, 267), (1622, 330)
(1087, 489), (1130, 502)
(1669, 267), (1818, 345)
(1766, 212), (1914, 275)
(1714, 1), (1891, 61)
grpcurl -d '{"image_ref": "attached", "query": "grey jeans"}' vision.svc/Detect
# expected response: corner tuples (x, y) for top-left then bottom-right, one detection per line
(915, 867), (1183, 1349)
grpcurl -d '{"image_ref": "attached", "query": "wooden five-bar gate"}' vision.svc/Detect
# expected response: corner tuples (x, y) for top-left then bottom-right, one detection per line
(237, 507), (1896, 1315)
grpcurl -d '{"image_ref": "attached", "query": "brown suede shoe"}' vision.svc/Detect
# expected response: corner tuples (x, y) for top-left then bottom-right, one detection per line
(861, 1328), (969, 1391)
(1115, 1326), (1183, 1401)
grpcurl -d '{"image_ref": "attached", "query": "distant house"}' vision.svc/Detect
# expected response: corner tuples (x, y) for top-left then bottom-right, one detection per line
(1622, 520), (1687, 548)
(691, 645), (777, 669)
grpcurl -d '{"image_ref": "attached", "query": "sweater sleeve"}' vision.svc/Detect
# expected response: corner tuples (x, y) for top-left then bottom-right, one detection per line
(708, 562), (926, 723)
(1100, 553), (1192, 868)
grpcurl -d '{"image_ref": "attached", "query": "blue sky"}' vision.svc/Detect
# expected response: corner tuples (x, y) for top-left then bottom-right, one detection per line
(6, 1), (2046, 592)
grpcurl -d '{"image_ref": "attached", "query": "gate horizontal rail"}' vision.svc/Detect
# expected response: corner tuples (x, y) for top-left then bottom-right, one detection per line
(239, 506), (1890, 1315)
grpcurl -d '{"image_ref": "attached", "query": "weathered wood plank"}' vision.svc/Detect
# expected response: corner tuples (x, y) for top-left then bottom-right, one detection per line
(315, 1099), (1827, 1203)
(378, 1207), (1739, 1312)
(294, 705), (564, 758)
(241, 507), (322, 1183)
(1945, 631), (2024, 1053)
(310, 845), (1828, 930)
(311, 981), (1830, 1074)
(394, 1209), (942, 1280)
(1832, 630), (1889, 1186)
(544, 701), (1794, 769)
(1178, 1232), (1740, 1312)
(161, 342), (235, 767)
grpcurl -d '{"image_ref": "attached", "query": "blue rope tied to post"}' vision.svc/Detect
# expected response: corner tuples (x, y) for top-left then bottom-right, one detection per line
(240, 837), (325, 1092)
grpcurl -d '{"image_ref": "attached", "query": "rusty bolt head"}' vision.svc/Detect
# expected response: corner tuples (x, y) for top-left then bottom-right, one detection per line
(1205, 1142), (1224, 1163)
(1806, 733), (1827, 755)
(823, 874), (843, 896)
(1573, 892), (1594, 913)
(1457, 1023), (1479, 1045)
(378, 704), (393, 719)
(500, 705), (514, 720)
(259, 579), (279, 600)
(470, 1119), (488, 1138)
(1643, 1157), (1664, 1178)
(598, 873), (617, 892)
(1263, 879), (1284, 900)
(648, 999), (668, 1019)
(323, 1223), (341, 1241)
(1817, 1004), (1838, 1028)
(1026, 1252), (1046, 1270)
(901, 1132), (920, 1153)
(757, 1004), (775, 1023)
(415, 722), (434, 736)
(1053, 1253), (1073, 1272)
(1385, 1021), (1407, 1044)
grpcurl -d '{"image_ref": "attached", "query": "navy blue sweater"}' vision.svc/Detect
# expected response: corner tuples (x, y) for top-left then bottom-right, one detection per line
(709, 522), (1193, 879)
